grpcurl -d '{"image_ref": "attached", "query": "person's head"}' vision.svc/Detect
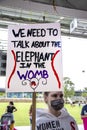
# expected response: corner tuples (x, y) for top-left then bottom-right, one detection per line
(44, 91), (64, 113)
(11, 120), (15, 124)
(9, 101), (14, 105)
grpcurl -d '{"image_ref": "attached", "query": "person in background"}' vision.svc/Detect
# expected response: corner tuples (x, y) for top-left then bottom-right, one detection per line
(81, 101), (87, 130)
(29, 104), (32, 125)
(6, 101), (17, 120)
(81, 101), (87, 118)
(78, 101), (81, 107)
(10, 120), (17, 130)
(6, 101), (17, 113)
(36, 91), (78, 130)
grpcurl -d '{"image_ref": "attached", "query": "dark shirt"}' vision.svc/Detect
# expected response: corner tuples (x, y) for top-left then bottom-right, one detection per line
(81, 104), (87, 115)
(7, 105), (16, 113)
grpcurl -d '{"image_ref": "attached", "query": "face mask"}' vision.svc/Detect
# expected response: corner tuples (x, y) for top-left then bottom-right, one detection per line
(51, 99), (64, 111)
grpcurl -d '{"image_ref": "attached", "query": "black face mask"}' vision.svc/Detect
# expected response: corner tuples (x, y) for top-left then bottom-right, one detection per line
(51, 99), (64, 111)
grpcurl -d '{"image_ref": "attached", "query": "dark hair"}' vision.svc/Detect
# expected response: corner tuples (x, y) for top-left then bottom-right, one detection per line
(44, 92), (49, 96)
(11, 120), (15, 124)
(10, 101), (14, 105)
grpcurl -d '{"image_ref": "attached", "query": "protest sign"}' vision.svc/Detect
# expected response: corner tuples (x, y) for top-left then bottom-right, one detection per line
(6, 23), (63, 92)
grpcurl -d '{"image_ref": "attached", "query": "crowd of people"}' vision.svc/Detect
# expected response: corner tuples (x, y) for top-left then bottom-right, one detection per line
(5, 97), (87, 130)
(1, 93), (87, 130)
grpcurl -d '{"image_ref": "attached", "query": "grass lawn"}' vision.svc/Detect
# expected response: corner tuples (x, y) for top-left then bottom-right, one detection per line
(0, 102), (83, 126)
(64, 104), (83, 124)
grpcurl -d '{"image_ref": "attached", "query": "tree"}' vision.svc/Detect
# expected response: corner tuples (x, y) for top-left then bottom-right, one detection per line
(82, 87), (87, 98)
(63, 77), (75, 102)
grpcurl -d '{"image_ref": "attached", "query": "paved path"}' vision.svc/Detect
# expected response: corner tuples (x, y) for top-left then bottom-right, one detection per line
(15, 125), (84, 130)
(78, 124), (84, 130)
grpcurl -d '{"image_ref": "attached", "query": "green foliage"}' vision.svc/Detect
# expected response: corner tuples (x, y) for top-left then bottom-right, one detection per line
(82, 87), (87, 97)
(82, 92), (87, 97)
(0, 92), (5, 97)
(63, 77), (75, 100)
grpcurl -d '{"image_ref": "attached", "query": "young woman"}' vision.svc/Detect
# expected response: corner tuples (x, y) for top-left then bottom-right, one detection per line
(36, 91), (78, 130)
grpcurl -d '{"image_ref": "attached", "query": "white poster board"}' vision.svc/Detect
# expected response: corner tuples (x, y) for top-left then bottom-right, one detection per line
(6, 23), (63, 92)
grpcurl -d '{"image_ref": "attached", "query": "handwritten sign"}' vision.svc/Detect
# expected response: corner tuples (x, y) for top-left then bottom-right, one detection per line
(6, 23), (63, 92)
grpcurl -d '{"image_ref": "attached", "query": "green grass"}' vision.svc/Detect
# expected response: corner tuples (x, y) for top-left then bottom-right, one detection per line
(0, 102), (83, 126)
(64, 104), (83, 124)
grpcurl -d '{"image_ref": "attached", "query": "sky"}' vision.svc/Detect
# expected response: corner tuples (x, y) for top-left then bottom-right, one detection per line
(62, 36), (87, 90)
(0, 29), (87, 91)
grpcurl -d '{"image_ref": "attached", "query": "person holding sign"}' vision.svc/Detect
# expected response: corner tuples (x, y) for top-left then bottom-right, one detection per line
(36, 91), (78, 130)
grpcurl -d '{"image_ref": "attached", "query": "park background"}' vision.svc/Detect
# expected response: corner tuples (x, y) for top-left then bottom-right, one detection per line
(0, 100), (83, 126)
